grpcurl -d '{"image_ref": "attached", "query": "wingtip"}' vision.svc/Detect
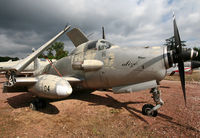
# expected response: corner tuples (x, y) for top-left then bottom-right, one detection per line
(64, 25), (71, 31)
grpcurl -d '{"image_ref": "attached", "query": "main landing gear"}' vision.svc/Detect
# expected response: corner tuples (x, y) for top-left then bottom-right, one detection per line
(142, 87), (164, 117)
(29, 98), (47, 110)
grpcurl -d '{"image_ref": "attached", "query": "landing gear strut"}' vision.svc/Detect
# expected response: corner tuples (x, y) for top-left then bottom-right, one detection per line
(29, 98), (47, 110)
(142, 87), (164, 117)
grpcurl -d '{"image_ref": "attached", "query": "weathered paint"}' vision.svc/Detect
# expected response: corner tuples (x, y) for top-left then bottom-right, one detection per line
(44, 40), (167, 90)
(28, 74), (72, 99)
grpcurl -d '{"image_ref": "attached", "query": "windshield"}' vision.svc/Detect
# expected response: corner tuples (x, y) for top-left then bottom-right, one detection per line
(87, 41), (98, 50)
(97, 40), (112, 50)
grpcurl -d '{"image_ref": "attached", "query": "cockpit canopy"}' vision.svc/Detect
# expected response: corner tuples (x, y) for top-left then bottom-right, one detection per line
(87, 39), (113, 51)
(70, 39), (113, 55)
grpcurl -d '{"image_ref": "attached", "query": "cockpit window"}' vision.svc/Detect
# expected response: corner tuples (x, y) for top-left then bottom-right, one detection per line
(86, 40), (113, 51)
(98, 40), (112, 50)
(87, 41), (98, 50)
(100, 40), (106, 43)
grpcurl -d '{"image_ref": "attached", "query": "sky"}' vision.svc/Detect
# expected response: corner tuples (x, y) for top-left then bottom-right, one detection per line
(0, 0), (200, 58)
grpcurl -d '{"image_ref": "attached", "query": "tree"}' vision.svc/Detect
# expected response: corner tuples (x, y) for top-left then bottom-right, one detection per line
(164, 36), (186, 50)
(0, 56), (19, 62)
(39, 41), (68, 60)
(52, 42), (68, 60)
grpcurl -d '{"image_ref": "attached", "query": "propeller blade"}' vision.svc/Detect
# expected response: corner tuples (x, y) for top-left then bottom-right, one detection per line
(173, 13), (187, 105)
(173, 14), (182, 53)
(102, 26), (105, 39)
(178, 61), (186, 104)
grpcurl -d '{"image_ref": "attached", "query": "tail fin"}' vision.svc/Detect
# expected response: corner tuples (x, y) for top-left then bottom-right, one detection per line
(67, 28), (89, 47)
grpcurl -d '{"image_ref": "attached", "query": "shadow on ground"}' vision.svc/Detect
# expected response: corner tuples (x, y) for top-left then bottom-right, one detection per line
(4, 91), (200, 133)
(6, 93), (59, 114)
(69, 92), (200, 133)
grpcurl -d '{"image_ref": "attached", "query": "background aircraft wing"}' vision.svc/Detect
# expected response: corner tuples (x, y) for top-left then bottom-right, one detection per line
(67, 28), (89, 47)
(0, 60), (20, 71)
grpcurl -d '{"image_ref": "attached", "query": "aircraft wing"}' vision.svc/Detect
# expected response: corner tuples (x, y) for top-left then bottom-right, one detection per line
(9, 76), (82, 86)
(0, 60), (20, 71)
(11, 25), (71, 74)
(67, 28), (89, 47)
(14, 77), (38, 86)
(3, 75), (82, 93)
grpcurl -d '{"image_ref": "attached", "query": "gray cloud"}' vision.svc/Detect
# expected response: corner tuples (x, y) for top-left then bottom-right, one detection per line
(0, 0), (200, 58)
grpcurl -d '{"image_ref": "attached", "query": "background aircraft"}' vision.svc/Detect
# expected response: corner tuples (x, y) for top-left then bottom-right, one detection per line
(2, 16), (198, 117)
(0, 58), (56, 76)
(167, 61), (200, 76)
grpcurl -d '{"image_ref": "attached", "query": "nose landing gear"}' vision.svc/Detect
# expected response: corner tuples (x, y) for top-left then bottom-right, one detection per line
(142, 88), (164, 117)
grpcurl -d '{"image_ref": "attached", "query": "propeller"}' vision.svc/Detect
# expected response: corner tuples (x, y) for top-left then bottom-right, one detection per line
(173, 14), (186, 104)
(102, 26), (105, 39)
(168, 14), (199, 105)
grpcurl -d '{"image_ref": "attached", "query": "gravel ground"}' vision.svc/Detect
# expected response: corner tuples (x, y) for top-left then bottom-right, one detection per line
(0, 75), (200, 137)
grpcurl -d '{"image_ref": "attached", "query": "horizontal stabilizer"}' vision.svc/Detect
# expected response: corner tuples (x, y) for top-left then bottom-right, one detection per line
(112, 80), (157, 93)
(67, 28), (89, 47)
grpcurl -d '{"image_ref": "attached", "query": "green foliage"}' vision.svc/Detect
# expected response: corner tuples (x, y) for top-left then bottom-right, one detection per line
(164, 36), (186, 50)
(39, 41), (68, 60)
(0, 56), (19, 62)
(193, 47), (200, 61)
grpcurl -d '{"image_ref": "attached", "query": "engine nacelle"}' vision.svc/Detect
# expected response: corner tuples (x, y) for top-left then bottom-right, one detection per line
(28, 74), (72, 99)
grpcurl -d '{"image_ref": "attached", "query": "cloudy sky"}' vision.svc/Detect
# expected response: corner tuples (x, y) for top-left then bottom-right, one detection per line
(0, 0), (200, 58)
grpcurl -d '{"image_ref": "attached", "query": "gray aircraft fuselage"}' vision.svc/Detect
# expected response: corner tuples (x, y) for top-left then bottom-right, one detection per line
(44, 39), (167, 90)
(3, 19), (198, 115)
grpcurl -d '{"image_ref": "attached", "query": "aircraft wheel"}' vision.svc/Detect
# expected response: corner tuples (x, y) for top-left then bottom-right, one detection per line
(37, 99), (47, 108)
(30, 102), (37, 110)
(29, 99), (47, 110)
(142, 104), (158, 117)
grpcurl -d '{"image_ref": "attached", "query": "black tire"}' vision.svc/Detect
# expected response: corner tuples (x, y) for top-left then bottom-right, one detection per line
(36, 99), (47, 109)
(30, 102), (37, 110)
(142, 104), (158, 117)
(30, 99), (47, 110)
(38, 99), (47, 108)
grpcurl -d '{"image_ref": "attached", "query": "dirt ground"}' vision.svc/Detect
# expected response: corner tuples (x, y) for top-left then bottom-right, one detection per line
(0, 74), (200, 138)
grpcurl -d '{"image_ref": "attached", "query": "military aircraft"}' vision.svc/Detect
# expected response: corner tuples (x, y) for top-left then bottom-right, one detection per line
(2, 15), (198, 117)
(167, 61), (200, 76)
(0, 58), (55, 76)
